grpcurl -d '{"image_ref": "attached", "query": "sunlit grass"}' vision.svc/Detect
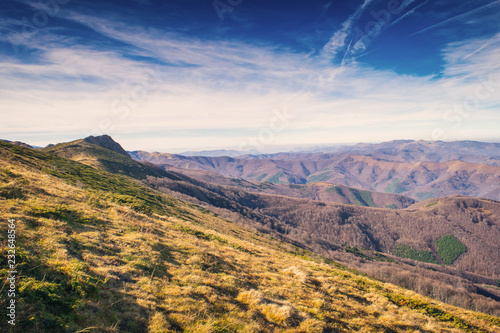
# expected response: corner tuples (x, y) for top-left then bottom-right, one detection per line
(0, 141), (498, 332)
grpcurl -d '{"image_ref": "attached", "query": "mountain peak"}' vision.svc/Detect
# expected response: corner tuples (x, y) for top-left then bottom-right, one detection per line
(0, 139), (33, 149)
(83, 135), (129, 157)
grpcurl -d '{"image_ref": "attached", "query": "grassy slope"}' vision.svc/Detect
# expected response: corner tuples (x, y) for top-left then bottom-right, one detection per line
(0, 141), (499, 332)
(42, 139), (177, 181)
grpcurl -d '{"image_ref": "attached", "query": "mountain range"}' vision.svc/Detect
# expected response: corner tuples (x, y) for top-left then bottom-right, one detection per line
(130, 140), (500, 201)
(1, 136), (499, 332)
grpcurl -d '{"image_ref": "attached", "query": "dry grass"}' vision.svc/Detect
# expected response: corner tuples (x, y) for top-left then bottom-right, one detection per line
(0, 143), (499, 333)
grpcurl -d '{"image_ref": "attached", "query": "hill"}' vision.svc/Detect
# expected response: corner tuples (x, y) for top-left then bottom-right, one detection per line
(0, 139), (33, 149)
(3, 140), (500, 332)
(28, 136), (500, 315)
(236, 140), (500, 166)
(160, 166), (416, 209)
(177, 148), (260, 157)
(83, 135), (130, 157)
(131, 142), (500, 201)
(42, 137), (183, 181)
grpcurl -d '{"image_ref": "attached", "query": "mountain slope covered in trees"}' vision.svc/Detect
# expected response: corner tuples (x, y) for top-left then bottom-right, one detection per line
(3, 139), (500, 332)
(130, 140), (500, 201)
(26, 136), (500, 316)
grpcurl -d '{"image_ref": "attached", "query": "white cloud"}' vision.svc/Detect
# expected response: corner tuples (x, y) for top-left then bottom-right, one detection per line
(343, 0), (422, 59)
(322, 0), (376, 61)
(410, 0), (500, 36)
(388, 0), (431, 28)
(1, 12), (499, 151)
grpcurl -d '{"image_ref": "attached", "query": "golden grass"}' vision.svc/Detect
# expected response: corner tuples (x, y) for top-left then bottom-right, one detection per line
(0, 151), (499, 333)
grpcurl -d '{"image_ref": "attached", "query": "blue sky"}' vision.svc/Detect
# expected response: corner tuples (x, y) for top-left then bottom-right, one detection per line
(1, 0), (499, 152)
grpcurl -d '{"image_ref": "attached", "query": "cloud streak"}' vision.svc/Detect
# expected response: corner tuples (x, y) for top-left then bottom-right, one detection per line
(1, 2), (499, 151)
(322, 0), (376, 62)
(411, 0), (500, 36)
(388, 0), (431, 28)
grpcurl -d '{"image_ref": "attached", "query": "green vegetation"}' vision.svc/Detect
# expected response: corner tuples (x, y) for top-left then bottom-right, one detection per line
(325, 185), (344, 196)
(385, 204), (397, 209)
(0, 141), (175, 216)
(306, 171), (332, 184)
(359, 189), (376, 207)
(384, 294), (484, 332)
(256, 182), (274, 189)
(384, 178), (407, 194)
(230, 178), (244, 185)
(344, 246), (395, 262)
(1, 140), (498, 332)
(326, 186), (376, 207)
(435, 234), (467, 265)
(0, 169), (29, 199)
(266, 171), (284, 184)
(26, 205), (98, 225)
(345, 245), (371, 260)
(392, 243), (438, 264)
(348, 188), (376, 207)
(175, 224), (228, 244)
(416, 191), (435, 200)
(0, 249), (103, 332)
(42, 139), (170, 181)
(255, 173), (267, 181)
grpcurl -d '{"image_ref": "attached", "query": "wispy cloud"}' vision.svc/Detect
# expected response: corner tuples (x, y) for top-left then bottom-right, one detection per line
(322, 0), (376, 61)
(1, 5), (499, 151)
(321, 0), (428, 64)
(347, 0), (422, 58)
(388, 0), (431, 28)
(411, 0), (500, 36)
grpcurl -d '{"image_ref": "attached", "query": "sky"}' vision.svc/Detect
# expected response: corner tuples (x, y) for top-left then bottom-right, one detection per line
(1, 0), (499, 153)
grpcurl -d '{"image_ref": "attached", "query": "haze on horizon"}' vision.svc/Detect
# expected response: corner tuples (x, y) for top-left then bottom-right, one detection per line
(1, 0), (499, 152)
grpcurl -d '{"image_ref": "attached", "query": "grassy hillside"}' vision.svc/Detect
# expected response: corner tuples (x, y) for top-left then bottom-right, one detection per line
(28, 138), (500, 314)
(42, 138), (179, 181)
(1, 141), (499, 332)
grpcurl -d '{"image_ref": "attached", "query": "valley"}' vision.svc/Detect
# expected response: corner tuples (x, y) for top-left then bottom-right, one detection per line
(130, 140), (500, 202)
(1, 136), (499, 332)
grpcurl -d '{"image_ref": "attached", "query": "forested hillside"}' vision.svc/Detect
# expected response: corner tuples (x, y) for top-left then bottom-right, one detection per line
(3, 140), (499, 332)
(131, 140), (500, 201)
(24, 136), (500, 318)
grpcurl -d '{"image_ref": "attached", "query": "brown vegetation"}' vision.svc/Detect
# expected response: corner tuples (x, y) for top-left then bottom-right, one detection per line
(132, 140), (500, 200)
(3, 140), (499, 332)
(13, 136), (500, 321)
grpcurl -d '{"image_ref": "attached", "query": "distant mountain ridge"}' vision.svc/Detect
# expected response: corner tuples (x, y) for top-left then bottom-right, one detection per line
(42, 136), (500, 278)
(151, 140), (500, 165)
(178, 148), (260, 157)
(131, 140), (500, 201)
(4, 135), (500, 321)
(3, 138), (499, 331)
(235, 140), (500, 166)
